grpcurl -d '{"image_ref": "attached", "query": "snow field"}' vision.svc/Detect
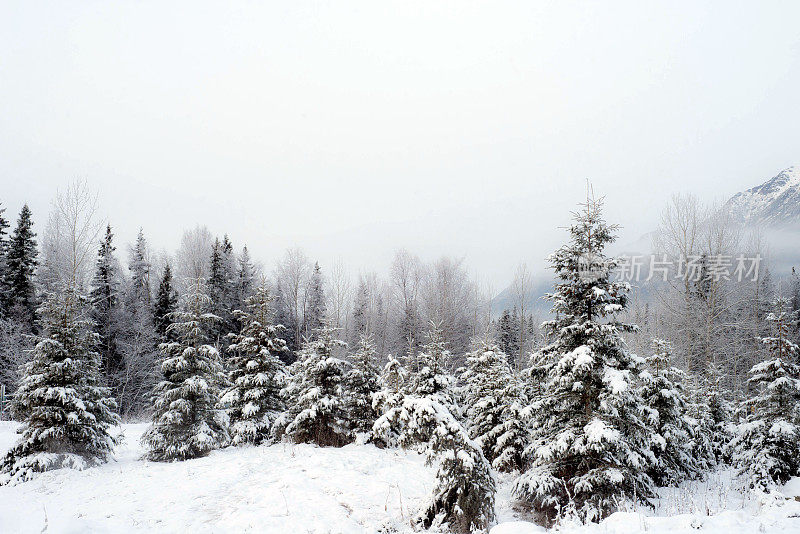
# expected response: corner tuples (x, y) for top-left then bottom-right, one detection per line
(2, 422), (800, 533)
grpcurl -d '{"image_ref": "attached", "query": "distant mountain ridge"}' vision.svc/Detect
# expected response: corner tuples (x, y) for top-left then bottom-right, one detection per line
(726, 165), (800, 228)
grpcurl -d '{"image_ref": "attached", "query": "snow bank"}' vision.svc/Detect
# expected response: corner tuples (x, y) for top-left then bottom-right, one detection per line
(0, 422), (435, 533)
(3, 422), (800, 533)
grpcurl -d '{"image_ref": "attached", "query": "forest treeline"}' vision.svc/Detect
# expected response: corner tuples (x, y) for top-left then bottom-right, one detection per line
(0, 181), (799, 532)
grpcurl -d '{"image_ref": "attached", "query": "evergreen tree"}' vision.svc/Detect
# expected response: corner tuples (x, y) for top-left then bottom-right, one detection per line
(375, 393), (496, 533)
(89, 224), (123, 386)
(0, 289), (118, 484)
(304, 262), (326, 338)
(344, 333), (381, 436)
(410, 322), (456, 411)
(142, 277), (228, 461)
(371, 355), (408, 447)
(374, 329), (495, 532)
(276, 326), (351, 447)
(117, 233), (159, 419)
(2, 205), (38, 332)
(220, 286), (288, 445)
(0, 201), (10, 313)
(208, 236), (236, 345)
(235, 245), (255, 312)
(513, 195), (655, 524)
(153, 264), (178, 341)
(128, 229), (151, 306)
(496, 308), (516, 358)
(639, 339), (701, 486)
(351, 277), (369, 342)
(731, 295), (800, 491)
(789, 267), (800, 342)
(461, 337), (527, 472)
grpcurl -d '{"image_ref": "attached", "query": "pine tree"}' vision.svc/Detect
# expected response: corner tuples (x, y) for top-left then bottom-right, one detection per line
(235, 245), (255, 312)
(0, 201), (10, 314)
(304, 262), (327, 339)
(276, 326), (351, 447)
(89, 224), (123, 386)
(142, 277), (228, 461)
(411, 322), (456, 411)
(371, 355), (409, 447)
(731, 295), (800, 491)
(344, 333), (381, 436)
(220, 286), (288, 445)
(128, 229), (151, 306)
(208, 236), (236, 346)
(639, 339), (701, 486)
(0, 288), (118, 484)
(513, 194), (655, 524)
(117, 233), (159, 419)
(789, 267), (800, 342)
(374, 329), (495, 532)
(461, 337), (527, 472)
(376, 393), (496, 533)
(351, 277), (369, 342)
(153, 264), (179, 341)
(2, 205), (38, 332)
(496, 308), (517, 358)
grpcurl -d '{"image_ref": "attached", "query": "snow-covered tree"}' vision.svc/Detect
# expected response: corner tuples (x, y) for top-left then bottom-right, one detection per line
(142, 277), (228, 461)
(460, 337), (527, 472)
(731, 295), (800, 491)
(2, 205), (37, 332)
(89, 224), (124, 387)
(0, 201), (10, 313)
(409, 322), (456, 411)
(234, 245), (255, 312)
(344, 333), (381, 436)
(276, 327), (351, 446)
(304, 262), (326, 339)
(0, 288), (118, 484)
(208, 236), (236, 345)
(513, 195), (655, 524)
(378, 395), (496, 533)
(127, 229), (151, 306)
(639, 339), (702, 486)
(220, 286), (288, 445)
(153, 263), (178, 341)
(496, 308), (519, 362)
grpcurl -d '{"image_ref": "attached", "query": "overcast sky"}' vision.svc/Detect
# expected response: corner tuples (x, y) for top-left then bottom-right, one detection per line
(1, 1), (799, 289)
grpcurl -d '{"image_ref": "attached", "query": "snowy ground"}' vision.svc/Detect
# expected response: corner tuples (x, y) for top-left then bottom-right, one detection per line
(1, 422), (799, 533)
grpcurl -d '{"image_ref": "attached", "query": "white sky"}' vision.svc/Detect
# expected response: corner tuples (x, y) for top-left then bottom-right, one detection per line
(1, 1), (799, 289)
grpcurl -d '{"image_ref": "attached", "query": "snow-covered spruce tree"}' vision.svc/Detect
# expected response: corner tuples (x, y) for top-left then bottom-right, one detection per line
(207, 236), (237, 346)
(276, 326), (351, 446)
(371, 355), (408, 447)
(304, 262), (327, 339)
(234, 245), (255, 312)
(344, 333), (381, 436)
(639, 339), (701, 486)
(153, 263), (179, 341)
(694, 361), (733, 464)
(411, 322), (457, 411)
(2, 204), (38, 332)
(374, 356), (496, 532)
(0, 288), (118, 484)
(141, 277), (228, 461)
(731, 295), (800, 491)
(460, 336), (527, 472)
(89, 224), (124, 390)
(513, 194), (655, 524)
(379, 396), (496, 533)
(219, 286), (288, 445)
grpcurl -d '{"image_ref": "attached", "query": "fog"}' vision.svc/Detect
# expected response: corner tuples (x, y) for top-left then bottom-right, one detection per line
(2, 1), (799, 288)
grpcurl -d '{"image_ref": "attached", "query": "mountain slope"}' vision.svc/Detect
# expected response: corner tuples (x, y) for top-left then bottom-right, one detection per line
(726, 165), (800, 227)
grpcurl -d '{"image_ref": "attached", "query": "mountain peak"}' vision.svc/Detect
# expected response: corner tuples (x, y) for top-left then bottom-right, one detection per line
(726, 165), (800, 227)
